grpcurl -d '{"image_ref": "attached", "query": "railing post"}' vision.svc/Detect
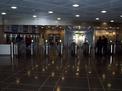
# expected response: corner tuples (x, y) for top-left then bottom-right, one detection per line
(45, 40), (48, 56)
(31, 40), (34, 55)
(10, 42), (14, 59)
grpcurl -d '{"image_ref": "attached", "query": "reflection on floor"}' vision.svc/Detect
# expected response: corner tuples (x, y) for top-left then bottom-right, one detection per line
(0, 53), (122, 91)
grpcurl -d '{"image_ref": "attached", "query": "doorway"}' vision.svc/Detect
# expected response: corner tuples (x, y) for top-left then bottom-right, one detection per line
(48, 34), (61, 45)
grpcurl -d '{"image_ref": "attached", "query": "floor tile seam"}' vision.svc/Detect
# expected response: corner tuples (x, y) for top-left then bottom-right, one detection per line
(52, 86), (91, 89)
(43, 85), (94, 89)
(3, 85), (110, 91)
(53, 67), (66, 88)
(96, 70), (106, 91)
(87, 72), (91, 91)
(37, 76), (50, 91)
(1, 87), (29, 91)
(85, 62), (91, 91)
(52, 57), (74, 91)
(2, 71), (30, 83)
(92, 55), (106, 91)
(3, 81), (41, 87)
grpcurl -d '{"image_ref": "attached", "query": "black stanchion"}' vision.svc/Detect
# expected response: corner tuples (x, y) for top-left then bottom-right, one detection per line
(60, 40), (63, 56)
(45, 40), (49, 56)
(75, 45), (77, 56)
(10, 42), (14, 59)
(31, 43), (33, 56)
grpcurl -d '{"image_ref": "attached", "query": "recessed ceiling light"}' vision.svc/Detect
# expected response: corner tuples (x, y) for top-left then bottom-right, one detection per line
(96, 18), (100, 20)
(75, 15), (80, 17)
(1, 12), (7, 15)
(11, 6), (17, 9)
(33, 15), (37, 18)
(120, 15), (122, 17)
(48, 11), (53, 14)
(101, 10), (107, 13)
(110, 20), (114, 22)
(57, 18), (61, 20)
(72, 4), (79, 7)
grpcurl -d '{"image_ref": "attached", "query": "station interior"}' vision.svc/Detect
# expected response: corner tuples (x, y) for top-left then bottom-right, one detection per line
(0, 0), (122, 91)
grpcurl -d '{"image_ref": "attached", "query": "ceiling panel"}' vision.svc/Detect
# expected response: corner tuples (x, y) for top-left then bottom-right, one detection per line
(0, 0), (122, 23)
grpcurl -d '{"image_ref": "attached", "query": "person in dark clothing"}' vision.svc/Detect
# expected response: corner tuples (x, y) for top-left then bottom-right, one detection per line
(96, 36), (102, 55)
(6, 35), (10, 44)
(70, 42), (76, 56)
(82, 41), (89, 56)
(16, 34), (22, 43)
(102, 36), (108, 55)
(25, 35), (32, 56)
(25, 35), (32, 47)
(16, 34), (23, 56)
(56, 42), (61, 56)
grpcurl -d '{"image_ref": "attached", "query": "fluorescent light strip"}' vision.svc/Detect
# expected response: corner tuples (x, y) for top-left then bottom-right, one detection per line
(48, 11), (53, 14)
(11, 6), (17, 9)
(73, 4), (79, 7)
(75, 15), (80, 17)
(96, 18), (99, 20)
(101, 10), (107, 13)
(33, 15), (37, 18)
(1, 12), (7, 15)
(57, 18), (61, 20)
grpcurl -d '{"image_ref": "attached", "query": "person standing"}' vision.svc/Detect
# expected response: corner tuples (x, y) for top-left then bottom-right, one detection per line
(25, 35), (32, 56)
(82, 40), (89, 56)
(96, 36), (102, 55)
(102, 36), (108, 55)
(70, 42), (76, 56)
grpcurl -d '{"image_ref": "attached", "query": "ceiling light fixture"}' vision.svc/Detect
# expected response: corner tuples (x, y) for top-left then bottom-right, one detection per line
(48, 11), (53, 14)
(72, 4), (79, 7)
(57, 18), (61, 20)
(110, 20), (114, 22)
(101, 10), (107, 13)
(1, 12), (7, 15)
(75, 14), (80, 17)
(96, 18), (100, 20)
(33, 15), (37, 18)
(11, 6), (17, 9)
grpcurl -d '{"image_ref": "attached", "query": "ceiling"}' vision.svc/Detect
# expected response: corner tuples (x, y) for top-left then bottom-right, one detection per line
(0, 0), (122, 24)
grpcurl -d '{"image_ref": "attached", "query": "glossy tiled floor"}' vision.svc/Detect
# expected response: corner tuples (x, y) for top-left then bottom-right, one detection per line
(0, 50), (122, 91)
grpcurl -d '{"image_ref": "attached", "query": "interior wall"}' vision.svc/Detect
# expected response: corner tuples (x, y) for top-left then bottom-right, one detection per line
(117, 24), (122, 41)
(64, 30), (74, 47)
(0, 17), (71, 25)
